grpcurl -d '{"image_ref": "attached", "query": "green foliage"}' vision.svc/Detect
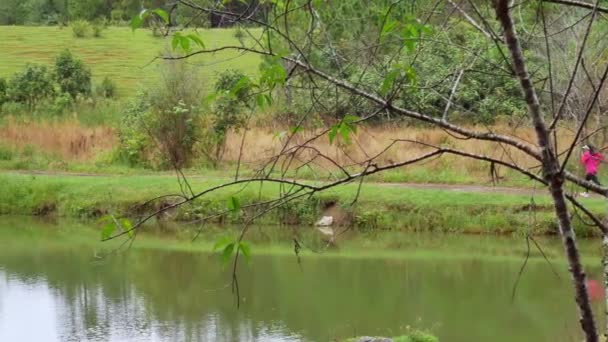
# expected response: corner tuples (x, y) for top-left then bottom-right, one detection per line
(68, 0), (106, 21)
(212, 236), (252, 263)
(6, 64), (55, 108)
(0, 146), (14, 161)
(328, 115), (358, 145)
(91, 19), (107, 37)
(110, 9), (127, 24)
(98, 215), (133, 240)
(0, 26), (260, 98)
(0, 78), (7, 107)
(130, 8), (170, 32)
(354, 209), (385, 232)
(196, 69), (251, 167)
(96, 76), (117, 98)
(114, 90), (152, 167)
(54, 50), (92, 99)
(71, 20), (92, 38)
(116, 62), (204, 168)
(51, 93), (73, 115)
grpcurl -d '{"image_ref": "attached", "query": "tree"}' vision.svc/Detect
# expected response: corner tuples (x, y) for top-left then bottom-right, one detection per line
(7, 64), (55, 108)
(54, 49), (91, 99)
(114, 1), (608, 340)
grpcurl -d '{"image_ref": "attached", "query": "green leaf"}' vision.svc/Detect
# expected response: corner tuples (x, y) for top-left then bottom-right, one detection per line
(130, 10), (146, 31)
(227, 196), (241, 212)
(187, 34), (205, 48)
(221, 243), (235, 264)
(180, 35), (191, 51)
(380, 69), (399, 96)
(213, 236), (234, 251)
(204, 92), (219, 105)
(328, 125), (339, 144)
(381, 18), (398, 39)
(256, 93), (266, 108)
(101, 222), (116, 240)
(339, 123), (352, 144)
(120, 218), (134, 238)
(238, 241), (251, 262)
(152, 9), (169, 24)
(260, 62), (287, 88)
(231, 76), (252, 96)
(171, 33), (181, 50)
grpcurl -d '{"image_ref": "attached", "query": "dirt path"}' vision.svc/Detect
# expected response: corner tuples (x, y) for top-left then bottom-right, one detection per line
(5, 169), (557, 196)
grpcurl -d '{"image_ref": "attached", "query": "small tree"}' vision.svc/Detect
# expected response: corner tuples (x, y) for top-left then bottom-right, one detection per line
(7, 64), (54, 108)
(199, 69), (250, 166)
(96, 76), (117, 98)
(116, 61), (204, 169)
(54, 50), (92, 99)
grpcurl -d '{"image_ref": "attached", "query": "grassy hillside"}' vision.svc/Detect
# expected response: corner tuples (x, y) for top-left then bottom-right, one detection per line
(0, 26), (261, 97)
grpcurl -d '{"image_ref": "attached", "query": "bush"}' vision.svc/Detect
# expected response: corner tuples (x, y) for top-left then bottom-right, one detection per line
(110, 9), (126, 24)
(91, 18), (107, 37)
(54, 50), (91, 99)
(116, 62), (204, 168)
(197, 69), (250, 166)
(51, 93), (72, 115)
(71, 20), (91, 38)
(6, 64), (55, 108)
(96, 77), (116, 98)
(0, 78), (7, 107)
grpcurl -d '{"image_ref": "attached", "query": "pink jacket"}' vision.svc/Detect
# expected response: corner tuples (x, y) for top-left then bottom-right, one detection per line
(581, 151), (603, 175)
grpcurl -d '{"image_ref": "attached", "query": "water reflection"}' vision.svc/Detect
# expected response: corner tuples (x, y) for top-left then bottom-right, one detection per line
(0, 221), (600, 341)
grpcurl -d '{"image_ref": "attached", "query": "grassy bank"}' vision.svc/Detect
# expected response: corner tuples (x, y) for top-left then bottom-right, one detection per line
(0, 26), (261, 97)
(0, 172), (604, 236)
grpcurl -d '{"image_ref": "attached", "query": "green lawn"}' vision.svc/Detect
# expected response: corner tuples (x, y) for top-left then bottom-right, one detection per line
(0, 26), (261, 97)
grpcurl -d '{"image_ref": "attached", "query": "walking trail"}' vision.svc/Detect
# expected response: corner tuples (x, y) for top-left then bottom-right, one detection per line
(5, 169), (559, 197)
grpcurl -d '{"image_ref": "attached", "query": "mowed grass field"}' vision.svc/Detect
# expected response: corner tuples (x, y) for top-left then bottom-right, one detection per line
(0, 26), (261, 97)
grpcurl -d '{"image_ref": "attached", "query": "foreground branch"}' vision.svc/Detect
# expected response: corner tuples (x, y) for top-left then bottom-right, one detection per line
(495, 1), (598, 340)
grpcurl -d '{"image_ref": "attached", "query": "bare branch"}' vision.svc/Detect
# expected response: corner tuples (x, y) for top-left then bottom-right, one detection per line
(544, 0), (608, 14)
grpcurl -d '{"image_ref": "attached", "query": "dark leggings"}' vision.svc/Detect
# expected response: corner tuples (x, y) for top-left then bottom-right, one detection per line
(586, 173), (601, 185)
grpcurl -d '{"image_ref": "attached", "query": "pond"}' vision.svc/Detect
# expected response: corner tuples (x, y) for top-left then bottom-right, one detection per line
(0, 217), (604, 341)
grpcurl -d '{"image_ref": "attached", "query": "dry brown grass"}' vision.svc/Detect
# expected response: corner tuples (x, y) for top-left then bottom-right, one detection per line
(222, 123), (573, 175)
(0, 118), (116, 160)
(0, 118), (579, 178)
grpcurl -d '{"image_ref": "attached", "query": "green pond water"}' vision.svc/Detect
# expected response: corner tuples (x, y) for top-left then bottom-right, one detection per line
(0, 217), (605, 341)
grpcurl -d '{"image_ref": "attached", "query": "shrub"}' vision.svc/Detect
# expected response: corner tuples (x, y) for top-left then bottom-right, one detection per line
(197, 69), (250, 166)
(91, 18), (107, 37)
(0, 145), (13, 161)
(54, 50), (91, 99)
(0, 78), (7, 107)
(96, 77), (117, 98)
(110, 9), (126, 24)
(71, 20), (91, 38)
(6, 64), (55, 108)
(117, 62), (204, 168)
(51, 93), (72, 115)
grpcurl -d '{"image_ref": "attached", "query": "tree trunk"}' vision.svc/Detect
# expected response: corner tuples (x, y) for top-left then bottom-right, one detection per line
(495, 1), (598, 340)
(603, 235), (608, 340)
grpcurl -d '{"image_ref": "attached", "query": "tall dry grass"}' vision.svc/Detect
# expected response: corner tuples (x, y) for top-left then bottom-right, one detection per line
(222, 124), (578, 176)
(0, 118), (115, 160)
(0, 118), (581, 178)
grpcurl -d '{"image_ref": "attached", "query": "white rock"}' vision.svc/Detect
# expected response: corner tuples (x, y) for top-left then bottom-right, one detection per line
(315, 215), (334, 226)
